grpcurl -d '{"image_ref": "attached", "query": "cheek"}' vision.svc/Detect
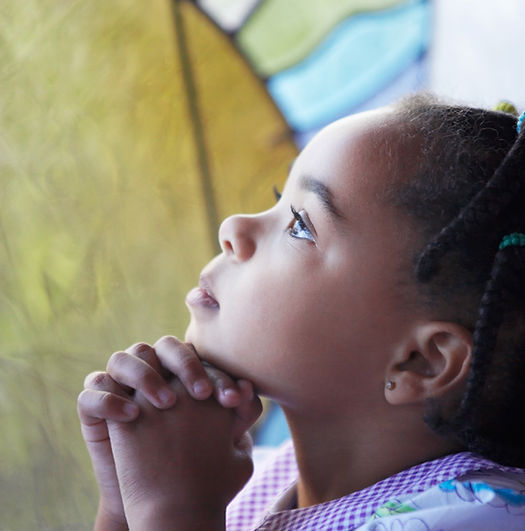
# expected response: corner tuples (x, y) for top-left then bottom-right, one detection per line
(222, 278), (346, 362)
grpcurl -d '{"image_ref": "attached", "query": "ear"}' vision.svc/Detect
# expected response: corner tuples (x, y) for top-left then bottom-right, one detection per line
(385, 322), (472, 406)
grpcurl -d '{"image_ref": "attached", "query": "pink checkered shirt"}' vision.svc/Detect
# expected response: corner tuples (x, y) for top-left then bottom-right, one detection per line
(226, 439), (524, 530)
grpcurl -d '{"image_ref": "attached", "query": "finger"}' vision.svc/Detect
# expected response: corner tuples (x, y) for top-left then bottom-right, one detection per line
(106, 350), (176, 409)
(205, 366), (242, 408)
(232, 380), (263, 440)
(153, 336), (213, 399)
(83, 371), (132, 396)
(77, 388), (139, 426)
(126, 342), (165, 376)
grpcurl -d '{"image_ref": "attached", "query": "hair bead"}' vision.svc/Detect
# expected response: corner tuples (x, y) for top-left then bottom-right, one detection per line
(499, 232), (525, 250)
(518, 111), (525, 134)
(493, 101), (518, 117)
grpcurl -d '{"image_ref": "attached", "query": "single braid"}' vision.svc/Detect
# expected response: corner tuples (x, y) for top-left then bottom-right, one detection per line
(461, 252), (509, 413)
(433, 245), (525, 465)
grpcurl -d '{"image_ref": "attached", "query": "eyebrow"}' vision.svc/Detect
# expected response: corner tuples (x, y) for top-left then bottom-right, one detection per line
(299, 175), (344, 220)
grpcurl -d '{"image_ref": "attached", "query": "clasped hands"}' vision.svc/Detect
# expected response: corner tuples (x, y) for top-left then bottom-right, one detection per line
(77, 336), (262, 531)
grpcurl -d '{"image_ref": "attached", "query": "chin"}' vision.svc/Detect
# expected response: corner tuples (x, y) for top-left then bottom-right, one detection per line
(185, 323), (256, 385)
(184, 322), (208, 360)
(185, 322), (228, 369)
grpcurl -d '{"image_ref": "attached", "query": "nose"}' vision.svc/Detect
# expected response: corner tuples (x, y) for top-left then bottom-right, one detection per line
(218, 214), (257, 261)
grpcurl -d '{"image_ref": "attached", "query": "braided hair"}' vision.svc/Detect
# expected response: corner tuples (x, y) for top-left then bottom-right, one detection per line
(389, 94), (525, 467)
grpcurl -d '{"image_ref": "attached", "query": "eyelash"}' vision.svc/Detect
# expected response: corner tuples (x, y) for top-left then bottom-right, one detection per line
(273, 186), (315, 243)
(289, 205), (315, 243)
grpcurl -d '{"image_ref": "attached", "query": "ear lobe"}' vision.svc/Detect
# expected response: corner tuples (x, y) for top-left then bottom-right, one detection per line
(385, 322), (472, 406)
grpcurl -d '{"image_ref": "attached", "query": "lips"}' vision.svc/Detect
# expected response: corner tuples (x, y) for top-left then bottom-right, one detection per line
(199, 276), (219, 306)
(185, 275), (220, 309)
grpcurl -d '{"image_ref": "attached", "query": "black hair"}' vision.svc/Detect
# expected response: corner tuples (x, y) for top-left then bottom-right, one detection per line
(390, 94), (525, 467)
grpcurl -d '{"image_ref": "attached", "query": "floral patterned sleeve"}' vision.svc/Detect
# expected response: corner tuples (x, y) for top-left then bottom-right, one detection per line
(361, 470), (525, 530)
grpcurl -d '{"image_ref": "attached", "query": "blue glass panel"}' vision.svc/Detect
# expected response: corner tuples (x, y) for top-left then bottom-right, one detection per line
(255, 403), (290, 446)
(267, 0), (430, 132)
(293, 56), (427, 147)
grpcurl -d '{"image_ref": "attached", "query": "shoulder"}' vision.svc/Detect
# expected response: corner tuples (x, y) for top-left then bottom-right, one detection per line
(358, 461), (525, 530)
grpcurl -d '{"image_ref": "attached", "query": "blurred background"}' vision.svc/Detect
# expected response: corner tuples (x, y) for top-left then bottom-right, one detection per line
(0, 0), (523, 528)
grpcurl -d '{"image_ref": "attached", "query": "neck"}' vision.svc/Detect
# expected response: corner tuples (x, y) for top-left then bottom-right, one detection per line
(281, 404), (462, 508)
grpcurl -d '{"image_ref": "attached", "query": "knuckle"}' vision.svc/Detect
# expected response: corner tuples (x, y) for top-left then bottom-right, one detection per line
(155, 335), (180, 348)
(106, 350), (128, 372)
(141, 368), (161, 390)
(120, 358), (160, 392)
(83, 371), (107, 389)
(129, 342), (153, 358)
(77, 389), (89, 409)
(202, 360), (226, 378)
(99, 390), (116, 410)
(213, 369), (232, 385)
(178, 354), (201, 376)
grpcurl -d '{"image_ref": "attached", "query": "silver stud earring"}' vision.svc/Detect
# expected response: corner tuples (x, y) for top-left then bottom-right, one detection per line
(385, 381), (396, 391)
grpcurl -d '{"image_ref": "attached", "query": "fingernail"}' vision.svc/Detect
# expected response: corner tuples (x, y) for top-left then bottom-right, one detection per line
(123, 403), (139, 417)
(222, 388), (241, 404)
(157, 388), (175, 407)
(193, 379), (211, 397)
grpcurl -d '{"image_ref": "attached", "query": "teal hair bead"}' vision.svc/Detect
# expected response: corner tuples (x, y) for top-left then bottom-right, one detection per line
(518, 111), (525, 134)
(499, 232), (525, 250)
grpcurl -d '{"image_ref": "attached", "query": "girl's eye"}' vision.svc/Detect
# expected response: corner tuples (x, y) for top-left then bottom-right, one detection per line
(288, 205), (315, 243)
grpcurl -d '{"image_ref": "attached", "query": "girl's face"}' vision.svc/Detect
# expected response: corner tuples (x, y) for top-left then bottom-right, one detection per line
(185, 109), (419, 413)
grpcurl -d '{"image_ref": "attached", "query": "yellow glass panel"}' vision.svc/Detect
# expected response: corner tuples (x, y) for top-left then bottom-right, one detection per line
(0, 0), (296, 527)
(180, 3), (296, 220)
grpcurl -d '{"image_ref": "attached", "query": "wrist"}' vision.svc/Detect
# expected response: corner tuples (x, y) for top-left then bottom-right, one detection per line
(127, 501), (225, 531)
(95, 500), (128, 531)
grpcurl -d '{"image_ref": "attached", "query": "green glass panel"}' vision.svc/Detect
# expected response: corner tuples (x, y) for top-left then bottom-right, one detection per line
(238, 0), (405, 76)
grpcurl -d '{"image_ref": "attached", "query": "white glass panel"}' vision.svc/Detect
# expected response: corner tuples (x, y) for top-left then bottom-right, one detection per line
(197, 0), (260, 32)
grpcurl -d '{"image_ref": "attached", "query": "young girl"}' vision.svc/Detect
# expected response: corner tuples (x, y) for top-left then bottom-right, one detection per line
(78, 94), (525, 530)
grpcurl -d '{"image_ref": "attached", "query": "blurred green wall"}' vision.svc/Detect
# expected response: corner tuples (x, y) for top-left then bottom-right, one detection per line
(0, 1), (296, 528)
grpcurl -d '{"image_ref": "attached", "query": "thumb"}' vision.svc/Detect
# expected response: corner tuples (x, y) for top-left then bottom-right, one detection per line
(232, 380), (262, 442)
(234, 431), (254, 456)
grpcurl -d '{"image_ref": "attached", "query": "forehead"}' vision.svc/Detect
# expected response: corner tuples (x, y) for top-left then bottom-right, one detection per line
(290, 109), (400, 213)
